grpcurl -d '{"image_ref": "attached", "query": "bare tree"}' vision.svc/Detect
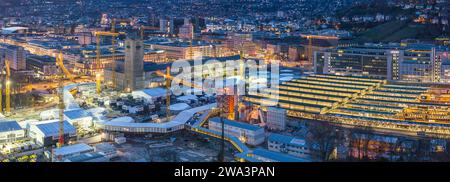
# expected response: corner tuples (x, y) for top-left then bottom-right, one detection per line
(306, 121), (345, 161)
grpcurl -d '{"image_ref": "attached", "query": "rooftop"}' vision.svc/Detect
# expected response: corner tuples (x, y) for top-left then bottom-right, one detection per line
(31, 120), (76, 137)
(53, 143), (93, 157)
(0, 120), (22, 132)
(268, 133), (307, 147)
(64, 109), (92, 120)
(209, 117), (263, 131)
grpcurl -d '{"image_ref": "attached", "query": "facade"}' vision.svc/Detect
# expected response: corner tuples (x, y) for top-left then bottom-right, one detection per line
(26, 55), (59, 80)
(235, 148), (310, 162)
(266, 107), (286, 131)
(64, 109), (93, 129)
(145, 41), (224, 60)
(123, 38), (145, 91)
(314, 43), (450, 83)
(208, 117), (265, 146)
(51, 143), (94, 162)
(178, 18), (194, 40)
(28, 120), (77, 146)
(160, 18), (175, 34)
(0, 43), (26, 70)
(0, 120), (25, 144)
(268, 133), (312, 159)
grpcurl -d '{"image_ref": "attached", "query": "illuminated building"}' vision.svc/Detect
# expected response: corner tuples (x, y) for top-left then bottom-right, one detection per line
(26, 55), (59, 80)
(0, 43), (26, 70)
(268, 133), (312, 159)
(160, 18), (175, 34)
(0, 120), (25, 144)
(266, 107), (286, 131)
(314, 43), (450, 83)
(178, 18), (194, 40)
(245, 74), (450, 137)
(145, 40), (223, 60)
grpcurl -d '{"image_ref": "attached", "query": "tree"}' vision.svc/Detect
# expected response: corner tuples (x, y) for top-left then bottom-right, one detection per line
(306, 121), (345, 161)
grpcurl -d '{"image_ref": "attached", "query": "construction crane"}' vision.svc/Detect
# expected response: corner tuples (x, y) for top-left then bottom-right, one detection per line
(55, 52), (76, 148)
(55, 52), (66, 148)
(165, 66), (171, 119)
(155, 68), (237, 162)
(93, 28), (124, 93)
(0, 59), (12, 114)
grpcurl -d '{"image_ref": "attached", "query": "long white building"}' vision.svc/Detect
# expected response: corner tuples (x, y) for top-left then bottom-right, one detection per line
(314, 43), (450, 83)
(208, 117), (265, 146)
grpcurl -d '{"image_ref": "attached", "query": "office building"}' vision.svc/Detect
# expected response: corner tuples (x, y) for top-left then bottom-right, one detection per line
(266, 107), (286, 131)
(26, 55), (59, 80)
(208, 117), (265, 146)
(268, 133), (312, 159)
(27, 120), (77, 147)
(314, 43), (450, 83)
(178, 18), (194, 40)
(0, 120), (25, 144)
(0, 43), (26, 70)
(160, 18), (174, 34)
(51, 143), (94, 162)
(145, 40), (223, 60)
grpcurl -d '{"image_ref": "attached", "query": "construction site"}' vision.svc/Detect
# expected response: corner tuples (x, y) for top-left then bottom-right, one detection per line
(2, 21), (450, 162)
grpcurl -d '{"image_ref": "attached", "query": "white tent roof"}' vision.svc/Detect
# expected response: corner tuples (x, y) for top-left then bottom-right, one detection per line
(177, 95), (198, 102)
(109, 116), (134, 123)
(169, 103), (191, 111)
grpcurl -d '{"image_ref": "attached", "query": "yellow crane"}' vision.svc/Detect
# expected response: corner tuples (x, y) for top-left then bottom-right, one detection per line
(93, 19), (125, 93)
(0, 59), (11, 114)
(55, 52), (75, 148)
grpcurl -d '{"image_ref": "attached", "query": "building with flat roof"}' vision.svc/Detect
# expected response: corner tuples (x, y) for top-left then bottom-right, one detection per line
(145, 39), (224, 60)
(26, 55), (59, 80)
(266, 107), (286, 131)
(51, 143), (94, 162)
(208, 117), (265, 146)
(235, 148), (310, 162)
(268, 133), (312, 159)
(0, 120), (25, 144)
(28, 120), (77, 146)
(314, 43), (450, 83)
(0, 43), (26, 71)
(64, 109), (93, 129)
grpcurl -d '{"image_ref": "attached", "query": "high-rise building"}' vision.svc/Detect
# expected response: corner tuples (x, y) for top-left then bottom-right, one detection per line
(178, 18), (194, 40)
(314, 43), (450, 83)
(0, 43), (26, 71)
(160, 18), (174, 34)
(123, 38), (145, 92)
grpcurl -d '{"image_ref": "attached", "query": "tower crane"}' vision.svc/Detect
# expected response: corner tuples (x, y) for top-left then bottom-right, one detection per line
(300, 34), (338, 65)
(55, 52), (75, 148)
(93, 18), (127, 93)
(0, 59), (12, 114)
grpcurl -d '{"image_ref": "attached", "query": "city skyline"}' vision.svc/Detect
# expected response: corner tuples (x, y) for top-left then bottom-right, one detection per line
(0, 0), (450, 166)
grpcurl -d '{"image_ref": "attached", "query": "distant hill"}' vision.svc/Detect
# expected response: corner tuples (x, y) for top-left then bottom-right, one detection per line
(354, 20), (445, 43)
